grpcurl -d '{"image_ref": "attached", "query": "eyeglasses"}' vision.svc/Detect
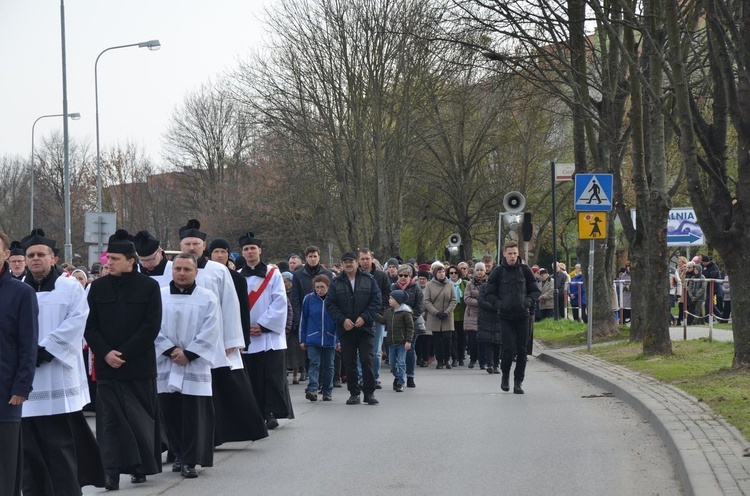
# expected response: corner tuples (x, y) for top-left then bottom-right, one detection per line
(398, 274), (410, 278)
(449, 271), (457, 275)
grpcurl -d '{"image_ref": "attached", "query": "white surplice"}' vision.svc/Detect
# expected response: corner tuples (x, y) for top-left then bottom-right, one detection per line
(23, 275), (91, 418)
(244, 266), (288, 354)
(196, 260), (245, 369)
(155, 286), (222, 396)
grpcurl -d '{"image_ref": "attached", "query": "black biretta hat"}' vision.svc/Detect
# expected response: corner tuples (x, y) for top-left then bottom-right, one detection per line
(131, 230), (160, 257)
(9, 241), (25, 257)
(179, 219), (207, 241)
(20, 228), (56, 250)
(107, 229), (136, 254)
(239, 232), (262, 249)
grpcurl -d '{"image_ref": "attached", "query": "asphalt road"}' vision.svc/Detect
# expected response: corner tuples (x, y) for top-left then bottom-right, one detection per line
(83, 356), (683, 496)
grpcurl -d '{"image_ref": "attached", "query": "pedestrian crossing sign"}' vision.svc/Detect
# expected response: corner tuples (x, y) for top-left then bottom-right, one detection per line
(578, 212), (607, 239)
(574, 173), (613, 211)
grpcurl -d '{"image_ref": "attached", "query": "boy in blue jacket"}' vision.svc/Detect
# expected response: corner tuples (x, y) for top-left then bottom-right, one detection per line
(299, 275), (338, 401)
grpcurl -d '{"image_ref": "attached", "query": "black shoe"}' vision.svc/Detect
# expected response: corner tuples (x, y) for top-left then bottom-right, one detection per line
(333, 380), (342, 388)
(375, 381), (382, 390)
(395, 384), (404, 392)
(445, 362), (452, 370)
(322, 394), (333, 401)
(130, 474), (147, 484)
(393, 378), (399, 391)
(451, 360), (457, 367)
(406, 377), (416, 388)
(265, 414), (279, 430)
(487, 365), (494, 375)
(501, 374), (510, 392)
(493, 367), (501, 374)
(364, 394), (379, 405)
(299, 370), (308, 381)
(181, 464), (198, 479)
(480, 364), (486, 370)
(468, 361), (475, 369)
(458, 360), (464, 366)
(420, 360), (428, 367)
(346, 394), (361, 405)
(105, 474), (119, 491)
(436, 364), (443, 369)
(172, 461), (182, 473)
(306, 391), (317, 401)
(514, 380), (525, 394)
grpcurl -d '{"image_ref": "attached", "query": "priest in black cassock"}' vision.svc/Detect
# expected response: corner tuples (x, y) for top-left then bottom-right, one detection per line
(7, 241), (27, 280)
(178, 220), (268, 445)
(20, 229), (105, 494)
(238, 232), (294, 430)
(133, 230), (172, 287)
(156, 253), (222, 479)
(84, 229), (163, 491)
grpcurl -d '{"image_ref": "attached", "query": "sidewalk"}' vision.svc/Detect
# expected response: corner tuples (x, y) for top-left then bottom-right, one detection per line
(537, 327), (750, 496)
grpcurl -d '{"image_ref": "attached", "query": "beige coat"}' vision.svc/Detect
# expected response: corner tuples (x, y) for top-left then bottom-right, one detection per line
(423, 278), (457, 332)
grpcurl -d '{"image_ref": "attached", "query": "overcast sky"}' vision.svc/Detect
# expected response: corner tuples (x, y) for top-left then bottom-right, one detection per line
(0, 0), (269, 167)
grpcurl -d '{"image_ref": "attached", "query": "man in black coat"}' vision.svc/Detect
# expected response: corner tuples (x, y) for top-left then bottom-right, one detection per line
(358, 248), (390, 388)
(0, 231), (38, 496)
(325, 252), (382, 405)
(483, 242), (540, 395)
(84, 229), (162, 490)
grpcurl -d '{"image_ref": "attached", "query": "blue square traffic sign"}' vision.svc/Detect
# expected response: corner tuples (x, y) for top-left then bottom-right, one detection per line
(575, 174), (613, 211)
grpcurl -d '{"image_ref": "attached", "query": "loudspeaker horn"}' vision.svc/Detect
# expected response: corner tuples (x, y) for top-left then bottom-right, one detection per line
(448, 233), (461, 247)
(503, 191), (526, 213)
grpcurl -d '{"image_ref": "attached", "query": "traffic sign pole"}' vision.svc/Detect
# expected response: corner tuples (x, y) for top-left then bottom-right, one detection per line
(587, 239), (594, 352)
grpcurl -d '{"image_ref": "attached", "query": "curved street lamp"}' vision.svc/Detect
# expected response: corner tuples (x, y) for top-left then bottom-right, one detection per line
(94, 39), (160, 256)
(30, 112), (81, 231)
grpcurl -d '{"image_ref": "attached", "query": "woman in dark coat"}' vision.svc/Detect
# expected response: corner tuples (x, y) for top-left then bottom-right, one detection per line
(476, 284), (501, 374)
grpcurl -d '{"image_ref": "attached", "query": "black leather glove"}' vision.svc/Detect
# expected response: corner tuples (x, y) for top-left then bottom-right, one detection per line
(36, 346), (54, 367)
(436, 312), (448, 320)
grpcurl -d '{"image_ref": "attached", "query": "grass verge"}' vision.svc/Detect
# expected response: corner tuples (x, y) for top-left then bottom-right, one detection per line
(533, 318), (630, 348)
(588, 339), (750, 441)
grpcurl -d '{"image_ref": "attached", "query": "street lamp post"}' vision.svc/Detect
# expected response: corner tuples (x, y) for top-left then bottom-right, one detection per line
(94, 39), (160, 256)
(30, 112), (81, 231)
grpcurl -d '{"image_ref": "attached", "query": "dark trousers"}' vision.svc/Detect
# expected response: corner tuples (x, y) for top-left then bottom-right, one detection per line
(0, 422), (22, 496)
(723, 301), (731, 320)
(452, 321), (466, 361)
(480, 342), (500, 369)
(340, 329), (375, 395)
(499, 316), (529, 381)
(572, 306), (587, 323)
(415, 334), (432, 363)
(466, 331), (478, 363)
(433, 331), (453, 365)
(333, 349), (342, 382)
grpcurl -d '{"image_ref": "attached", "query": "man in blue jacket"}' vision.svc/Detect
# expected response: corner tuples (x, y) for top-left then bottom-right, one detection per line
(0, 231), (39, 496)
(325, 252), (382, 405)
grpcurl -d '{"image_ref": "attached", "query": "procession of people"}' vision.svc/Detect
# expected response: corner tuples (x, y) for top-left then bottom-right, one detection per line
(5, 221), (723, 495)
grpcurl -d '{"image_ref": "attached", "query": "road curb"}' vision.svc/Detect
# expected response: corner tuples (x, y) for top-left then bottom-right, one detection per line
(537, 350), (750, 496)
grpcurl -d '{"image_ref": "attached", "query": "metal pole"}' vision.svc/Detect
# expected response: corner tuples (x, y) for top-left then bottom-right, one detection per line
(587, 239), (594, 352)
(551, 161), (559, 320)
(496, 212), (503, 267)
(60, 0), (72, 265)
(94, 40), (160, 256)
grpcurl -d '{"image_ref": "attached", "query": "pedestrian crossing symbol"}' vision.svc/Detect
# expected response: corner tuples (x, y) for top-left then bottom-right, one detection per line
(574, 173), (613, 211)
(578, 212), (607, 239)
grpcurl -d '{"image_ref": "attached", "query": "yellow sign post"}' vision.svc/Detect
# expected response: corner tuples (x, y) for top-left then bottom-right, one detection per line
(578, 212), (607, 240)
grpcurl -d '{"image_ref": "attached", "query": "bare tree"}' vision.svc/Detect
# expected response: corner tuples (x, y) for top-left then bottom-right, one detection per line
(0, 155), (30, 239)
(233, 0), (448, 257)
(665, 0), (750, 367)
